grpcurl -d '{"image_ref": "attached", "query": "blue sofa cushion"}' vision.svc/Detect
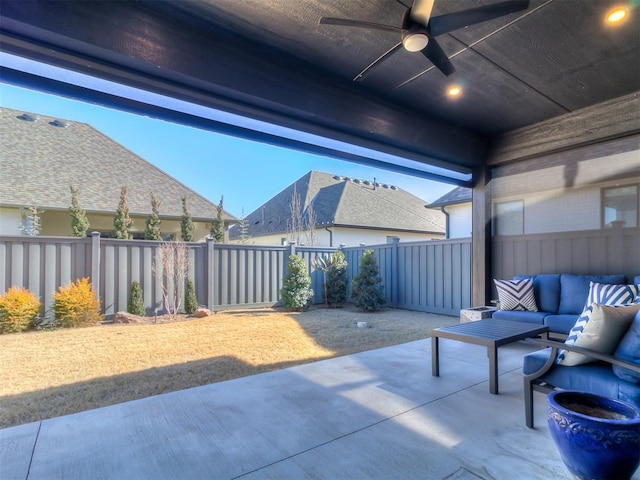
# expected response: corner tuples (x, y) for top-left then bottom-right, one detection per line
(523, 349), (640, 408)
(557, 274), (625, 314)
(493, 310), (547, 325)
(613, 309), (640, 384)
(543, 314), (578, 335)
(514, 274), (561, 314)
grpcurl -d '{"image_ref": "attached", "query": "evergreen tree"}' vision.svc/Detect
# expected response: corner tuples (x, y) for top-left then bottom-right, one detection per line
(113, 186), (133, 239)
(280, 255), (313, 311)
(127, 281), (145, 316)
(180, 195), (195, 242)
(69, 185), (90, 237)
(20, 204), (44, 236)
(210, 195), (225, 242)
(351, 249), (386, 311)
(144, 193), (162, 240)
(327, 250), (348, 307)
(239, 207), (249, 244)
(184, 279), (198, 314)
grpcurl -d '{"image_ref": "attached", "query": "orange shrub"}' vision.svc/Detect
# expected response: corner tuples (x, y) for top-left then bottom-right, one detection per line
(53, 278), (102, 328)
(0, 287), (41, 334)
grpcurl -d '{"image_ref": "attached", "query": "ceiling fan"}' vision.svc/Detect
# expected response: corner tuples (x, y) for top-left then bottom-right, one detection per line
(319, 0), (530, 79)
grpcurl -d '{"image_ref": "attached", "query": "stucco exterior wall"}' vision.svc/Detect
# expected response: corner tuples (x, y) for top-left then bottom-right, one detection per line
(446, 203), (472, 239)
(0, 207), (212, 240)
(491, 138), (640, 235)
(230, 226), (443, 247)
(0, 208), (22, 235)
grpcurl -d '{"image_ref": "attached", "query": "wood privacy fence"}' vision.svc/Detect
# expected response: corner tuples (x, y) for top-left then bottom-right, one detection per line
(492, 227), (640, 284)
(0, 233), (472, 319)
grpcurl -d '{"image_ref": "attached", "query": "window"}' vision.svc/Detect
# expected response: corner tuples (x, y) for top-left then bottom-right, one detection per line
(494, 200), (524, 236)
(386, 236), (400, 243)
(602, 185), (638, 228)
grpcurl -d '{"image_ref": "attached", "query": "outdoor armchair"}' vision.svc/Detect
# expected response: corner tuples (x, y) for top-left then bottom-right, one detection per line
(523, 338), (640, 428)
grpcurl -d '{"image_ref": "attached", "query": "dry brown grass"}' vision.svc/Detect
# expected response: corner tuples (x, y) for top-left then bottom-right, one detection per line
(0, 306), (454, 429)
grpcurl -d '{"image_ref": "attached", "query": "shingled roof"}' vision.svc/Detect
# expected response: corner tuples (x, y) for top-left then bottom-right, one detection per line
(0, 107), (235, 221)
(428, 186), (472, 208)
(230, 171), (444, 239)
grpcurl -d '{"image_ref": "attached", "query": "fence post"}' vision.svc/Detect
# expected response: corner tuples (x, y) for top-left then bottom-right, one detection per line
(391, 237), (399, 308)
(287, 242), (296, 258)
(91, 231), (101, 302)
(207, 237), (215, 312)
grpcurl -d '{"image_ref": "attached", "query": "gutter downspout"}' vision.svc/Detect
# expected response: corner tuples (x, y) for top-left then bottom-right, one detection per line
(440, 206), (450, 239)
(325, 226), (333, 247)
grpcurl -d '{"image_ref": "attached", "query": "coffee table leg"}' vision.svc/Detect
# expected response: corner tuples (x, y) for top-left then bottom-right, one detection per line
(432, 336), (439, 377)
(489, 345), (498, 394)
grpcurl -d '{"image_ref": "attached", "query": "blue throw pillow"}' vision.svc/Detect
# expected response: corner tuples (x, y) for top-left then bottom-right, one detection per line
(613, 310), (640, 383)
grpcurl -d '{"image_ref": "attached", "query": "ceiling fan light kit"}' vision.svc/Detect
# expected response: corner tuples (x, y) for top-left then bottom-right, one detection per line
(402, 32), (429, 52)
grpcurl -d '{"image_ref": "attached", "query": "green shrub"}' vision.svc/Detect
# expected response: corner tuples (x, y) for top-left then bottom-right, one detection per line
(351, 250), (386, 311)
(184, 280), (198, 314)
(127, 281), (145, 316)
(53, 278), (102, 328)
(0, 287), (41, 334)
(281, 255), (313, 311)
(327, 250), (348, 307)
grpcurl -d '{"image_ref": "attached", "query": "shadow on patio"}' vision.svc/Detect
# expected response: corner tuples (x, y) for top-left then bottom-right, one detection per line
(3, 337), (624, 479)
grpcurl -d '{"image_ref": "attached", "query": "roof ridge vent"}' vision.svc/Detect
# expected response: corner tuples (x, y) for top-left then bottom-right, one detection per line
(17, 113), (39, 122)
(50, 119), (70, 128)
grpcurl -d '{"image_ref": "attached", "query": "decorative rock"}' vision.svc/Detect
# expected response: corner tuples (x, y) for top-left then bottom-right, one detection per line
(113, 311), (145, 324)
(194, 307), (212, 318)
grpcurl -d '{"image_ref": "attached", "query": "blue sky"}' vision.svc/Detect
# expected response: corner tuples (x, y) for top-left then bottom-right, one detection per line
(1, 82), (455, 219)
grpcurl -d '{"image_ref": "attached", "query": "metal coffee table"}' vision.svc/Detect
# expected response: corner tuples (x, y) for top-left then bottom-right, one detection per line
(431, 318), (548, 394)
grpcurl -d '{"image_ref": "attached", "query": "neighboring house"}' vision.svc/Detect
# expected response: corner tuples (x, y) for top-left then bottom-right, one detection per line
(428, 187), (472, 239)
(229, 170), (445, 246)
(0, 108), (237, 239)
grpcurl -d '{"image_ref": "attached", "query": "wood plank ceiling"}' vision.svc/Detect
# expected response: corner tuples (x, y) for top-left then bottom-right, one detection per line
(1, 0), (639, 183)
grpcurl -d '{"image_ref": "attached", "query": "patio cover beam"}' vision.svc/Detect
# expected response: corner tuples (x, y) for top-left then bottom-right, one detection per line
(0, 0), (484, 185)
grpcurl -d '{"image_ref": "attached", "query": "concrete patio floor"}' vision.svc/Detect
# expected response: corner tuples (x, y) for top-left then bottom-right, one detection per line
(2, 337), (638, 480)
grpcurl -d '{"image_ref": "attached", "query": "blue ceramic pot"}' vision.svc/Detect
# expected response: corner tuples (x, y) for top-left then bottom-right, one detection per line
(547, 391), (640, 480)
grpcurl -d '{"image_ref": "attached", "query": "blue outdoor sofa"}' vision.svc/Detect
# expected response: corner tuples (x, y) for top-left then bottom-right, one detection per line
(493, 274), (640, 335)
(522, 307), (640, 427)
(503, 274), (640, 428)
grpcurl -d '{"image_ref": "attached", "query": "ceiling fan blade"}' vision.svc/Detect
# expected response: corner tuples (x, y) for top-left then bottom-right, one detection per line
(319, 17), (403, 34)
(354, 42), (403, 81)
(409, 0), (435, 26)
(429, 0), (529, 37)
(421, 37), (455, 76)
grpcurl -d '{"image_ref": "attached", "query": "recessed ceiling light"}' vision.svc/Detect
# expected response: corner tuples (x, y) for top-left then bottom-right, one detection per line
(447, 85), (462, 97)
(606, 6), (629, 24)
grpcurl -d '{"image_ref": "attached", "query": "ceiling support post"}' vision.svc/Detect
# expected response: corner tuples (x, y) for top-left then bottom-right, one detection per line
(471, 165), (492, 306)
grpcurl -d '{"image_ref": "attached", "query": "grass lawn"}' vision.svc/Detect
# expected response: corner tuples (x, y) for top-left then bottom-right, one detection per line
(0, 306), (454, 429)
